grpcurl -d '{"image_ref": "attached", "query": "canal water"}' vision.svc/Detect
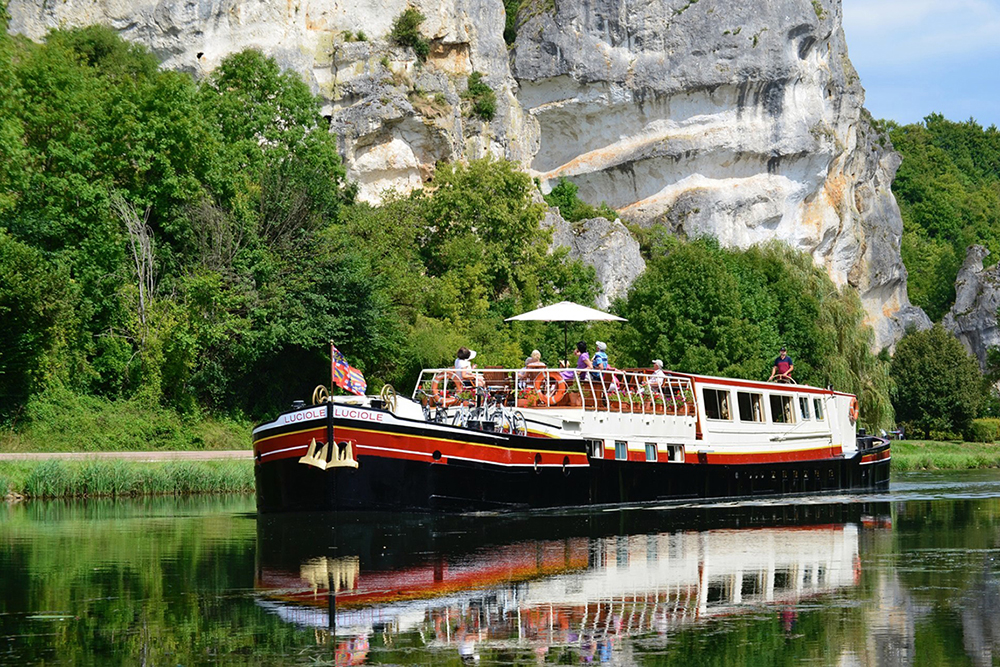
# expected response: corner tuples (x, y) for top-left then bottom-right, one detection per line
(2, 471), (1000, 665)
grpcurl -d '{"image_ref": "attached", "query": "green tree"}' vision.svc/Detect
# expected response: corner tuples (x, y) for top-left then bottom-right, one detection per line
(0, 231), (76, 421)
(891, 324), (983, 438)
(890, 114), (1000, 320)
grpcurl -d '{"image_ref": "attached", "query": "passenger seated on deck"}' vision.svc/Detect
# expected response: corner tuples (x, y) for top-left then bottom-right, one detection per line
(454, 347), (484, 389)
(592, 341), (609, 380)
(643, 359), (666, 392)
(518, 350), (547, 389)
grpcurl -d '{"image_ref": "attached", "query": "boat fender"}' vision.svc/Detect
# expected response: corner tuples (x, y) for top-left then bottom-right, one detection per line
(533, 371), (567, 406)
(848, 397), (859, 424)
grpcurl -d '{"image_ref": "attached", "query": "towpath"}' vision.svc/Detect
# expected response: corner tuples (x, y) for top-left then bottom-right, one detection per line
(0, 451), (251, 461)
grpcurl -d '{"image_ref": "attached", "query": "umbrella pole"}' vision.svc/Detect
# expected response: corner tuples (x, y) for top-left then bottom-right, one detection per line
(564, 324), (568, 366)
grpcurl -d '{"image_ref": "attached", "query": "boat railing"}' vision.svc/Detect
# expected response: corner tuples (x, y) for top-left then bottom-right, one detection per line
(413, 367), (696, 417)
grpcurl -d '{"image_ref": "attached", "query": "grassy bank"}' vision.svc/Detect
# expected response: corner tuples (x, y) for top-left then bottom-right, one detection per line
(0, 389), (250, 453)
(891, 440), (1000, 471)
(0, 459), (254, 500)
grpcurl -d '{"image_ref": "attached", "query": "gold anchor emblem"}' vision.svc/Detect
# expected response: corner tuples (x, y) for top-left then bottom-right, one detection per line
(298, 438), (359, 470)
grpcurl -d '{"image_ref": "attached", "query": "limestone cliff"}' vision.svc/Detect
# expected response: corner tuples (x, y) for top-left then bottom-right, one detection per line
(6, 0), (929, 348)
(943, 246), (1000, 369)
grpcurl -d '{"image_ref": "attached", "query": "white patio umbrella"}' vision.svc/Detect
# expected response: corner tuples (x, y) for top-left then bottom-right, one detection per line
(505, 301), (626, 362)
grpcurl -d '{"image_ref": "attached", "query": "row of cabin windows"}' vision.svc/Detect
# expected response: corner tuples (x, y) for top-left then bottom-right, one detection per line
(609, 441), (677, 462)
(616, 441), (659, 461)
(703, 388), (825, 423)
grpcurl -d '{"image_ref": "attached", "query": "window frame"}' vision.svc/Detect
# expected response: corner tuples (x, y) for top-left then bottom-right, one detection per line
(798, 396), (811, 420)
(615, 440), (628, 461)
(645, 442), (658, 462)
(703, 388), (733, 421)
(769, 394), (795, 424)
(813, 398), (825, 420)
(737, 391), (765, 423)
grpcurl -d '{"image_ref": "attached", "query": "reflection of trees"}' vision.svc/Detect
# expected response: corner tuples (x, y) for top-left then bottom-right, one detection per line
(0, 497), (311, 665)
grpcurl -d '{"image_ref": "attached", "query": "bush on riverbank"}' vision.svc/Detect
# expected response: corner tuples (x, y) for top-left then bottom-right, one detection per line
(0, 388), (248, 453)
(968, 418), (1000, 443)
(0, 459), (253, 499)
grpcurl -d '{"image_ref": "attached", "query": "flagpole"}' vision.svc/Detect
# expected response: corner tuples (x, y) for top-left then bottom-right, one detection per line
(329, 339), (335, 394)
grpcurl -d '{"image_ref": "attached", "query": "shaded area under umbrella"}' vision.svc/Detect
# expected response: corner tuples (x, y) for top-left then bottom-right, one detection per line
(505, 301), (627, 362)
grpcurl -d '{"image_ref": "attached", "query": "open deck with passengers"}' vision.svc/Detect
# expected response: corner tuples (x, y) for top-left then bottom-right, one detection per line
(253, 361), (890, 513)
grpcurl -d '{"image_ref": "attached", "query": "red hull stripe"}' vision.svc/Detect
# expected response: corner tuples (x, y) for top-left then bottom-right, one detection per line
(681, 445), (843, 465)
(254, 424), (588, 468)
(254, 424), (325, 445)
(339, 425), (587, 467)
(861, 449), (891, 465)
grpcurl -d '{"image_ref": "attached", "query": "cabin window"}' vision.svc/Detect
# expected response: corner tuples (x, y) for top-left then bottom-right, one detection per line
(645, 443), (658, 462)
(813, 398), (825, 420)
(615, 440), (628, 460)
(737, 392), (764, 422)
(703, 388), (732, 420)
(588, 440), (604, 459)
(799, 397), (811, 420)
(769, 395), (795, 423)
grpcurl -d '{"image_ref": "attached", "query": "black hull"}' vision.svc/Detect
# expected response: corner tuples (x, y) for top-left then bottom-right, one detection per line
(255, 442), (891, 514)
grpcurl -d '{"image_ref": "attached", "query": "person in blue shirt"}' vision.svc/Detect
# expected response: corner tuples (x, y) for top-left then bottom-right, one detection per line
(592, 340), (609, 379)
(769, 346), (794, 382)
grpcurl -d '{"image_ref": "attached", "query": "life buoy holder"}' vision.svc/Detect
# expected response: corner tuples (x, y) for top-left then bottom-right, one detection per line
(848, 397), (859, 424)
(431, 371), (464, 407)
(533, 371), (567, 406)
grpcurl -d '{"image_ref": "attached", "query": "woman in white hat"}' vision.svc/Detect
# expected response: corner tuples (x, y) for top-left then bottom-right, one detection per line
(646, 359), (666, 389)
(454, 347), (483, 388)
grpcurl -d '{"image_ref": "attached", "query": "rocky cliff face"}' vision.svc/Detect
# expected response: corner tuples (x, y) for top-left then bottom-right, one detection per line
(6, 0), (929, 348)
(944, 245), (1000, 369)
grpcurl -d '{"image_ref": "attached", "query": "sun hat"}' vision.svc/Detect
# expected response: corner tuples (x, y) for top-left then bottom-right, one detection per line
(468, 350), (477, 361)
(652, 359), (663, 368)
(596, 341), (607, 350)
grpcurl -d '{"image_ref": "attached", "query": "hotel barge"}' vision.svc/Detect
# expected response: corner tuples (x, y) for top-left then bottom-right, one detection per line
(253, 366), (889, 513)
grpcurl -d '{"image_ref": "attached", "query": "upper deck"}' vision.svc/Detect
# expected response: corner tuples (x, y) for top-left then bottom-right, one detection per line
(413, 366), (857, 457)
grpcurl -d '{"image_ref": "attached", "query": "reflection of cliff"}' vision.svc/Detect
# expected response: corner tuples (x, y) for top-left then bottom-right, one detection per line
(256, 505), (885, 660)
(961, 561), (1000, 667)
(861, 575), (916, 667)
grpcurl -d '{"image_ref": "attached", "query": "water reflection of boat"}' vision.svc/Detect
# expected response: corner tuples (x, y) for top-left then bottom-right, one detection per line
(255, 503), (890, 660)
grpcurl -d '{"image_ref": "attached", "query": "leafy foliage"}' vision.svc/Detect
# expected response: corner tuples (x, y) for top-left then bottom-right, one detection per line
(390, 8), (430, 60)
(463, 72), (497, 122)
(890, 324), (984, 438)
(890, 114), (1000, 320)
(544, 178), (618, 223)
(503, 0), (522, 44)
(0, 231), (76, 421)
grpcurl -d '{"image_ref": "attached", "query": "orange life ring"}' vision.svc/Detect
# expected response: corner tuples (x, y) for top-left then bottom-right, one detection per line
(533, 371), (567, 406)
(431, 371), (464, 407)
(848, 397), (859, 424)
